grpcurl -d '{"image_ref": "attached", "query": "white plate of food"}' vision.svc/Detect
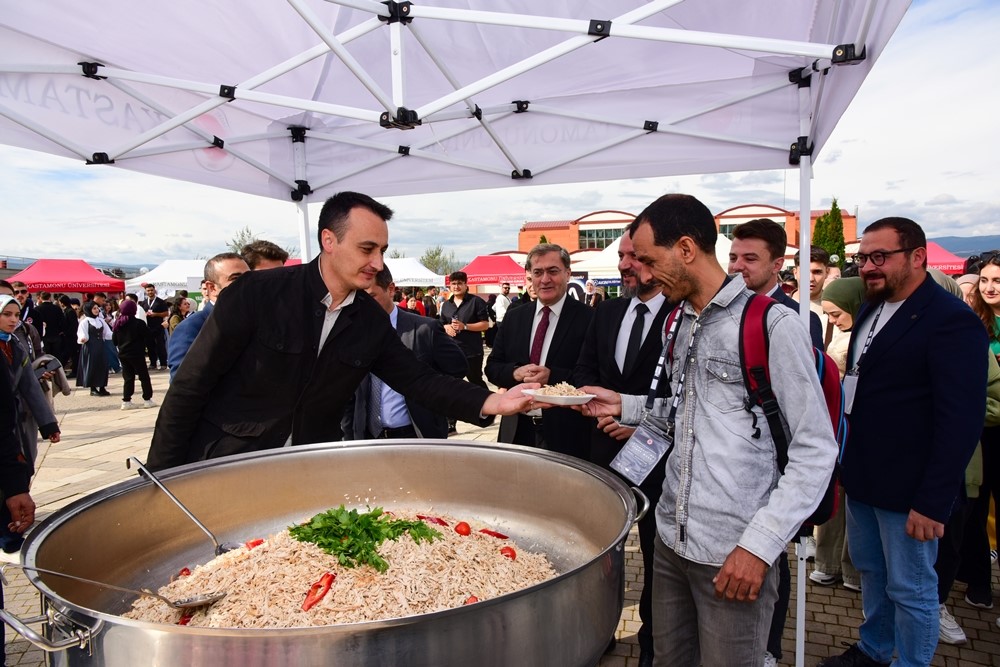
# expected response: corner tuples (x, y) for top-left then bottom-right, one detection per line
(523, 383), (596, 406)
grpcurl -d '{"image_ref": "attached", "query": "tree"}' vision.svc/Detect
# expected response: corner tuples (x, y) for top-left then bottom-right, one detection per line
(539, 234), (548, 244)
(812, 198), (846, 268)
(387, 248), (406, 258)
(226, 226), (298, 258)
(419, 245), (465, 275)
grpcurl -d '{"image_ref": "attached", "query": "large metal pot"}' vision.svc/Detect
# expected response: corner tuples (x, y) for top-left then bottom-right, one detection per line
(2, 441), (646, 667)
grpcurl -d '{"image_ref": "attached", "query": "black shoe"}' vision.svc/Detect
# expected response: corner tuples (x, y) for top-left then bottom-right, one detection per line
(90, 389), (99, 396)
(818, 644), (889, 667)
(638, 650), (654, 667)
(97, 388), (112, 397)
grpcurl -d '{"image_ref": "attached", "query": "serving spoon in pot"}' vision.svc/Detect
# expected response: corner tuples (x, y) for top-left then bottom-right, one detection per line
(2, 564), (226, 609)
(127, 457), (241, 556)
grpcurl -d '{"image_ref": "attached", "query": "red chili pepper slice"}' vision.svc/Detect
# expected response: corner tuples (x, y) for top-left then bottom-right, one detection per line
(177, 614), (193, 625)
(301, 572), (336, 611)
(245, 538), (265, 550)
(500, 546), (517, 560)
(177, 567), (191, 578)
(416, 515), (449, 526)
(464, 595), (479, 605)
(454, 522), (471, 536)
(479, 528), (509, 540)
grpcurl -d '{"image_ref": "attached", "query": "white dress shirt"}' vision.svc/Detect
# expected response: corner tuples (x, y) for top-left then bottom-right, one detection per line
(614, 292), (667, 371)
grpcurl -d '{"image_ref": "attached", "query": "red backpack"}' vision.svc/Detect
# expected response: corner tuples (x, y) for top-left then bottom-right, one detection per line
(739, 294), (846, 526)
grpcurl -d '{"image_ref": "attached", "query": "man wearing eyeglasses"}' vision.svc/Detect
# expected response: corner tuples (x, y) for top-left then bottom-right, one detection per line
(819, 218), (988, 667)
(10, 282), (35, 330)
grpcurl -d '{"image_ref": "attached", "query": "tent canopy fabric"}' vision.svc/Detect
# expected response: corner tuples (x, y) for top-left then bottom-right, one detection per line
(571, 233), (733, 279)
(124, 259), (206, 295)
(925, 241), (965, 275)
(10, 259), (125, 293)
(385, 257), (445, 287)
(456, 255), (526, 286)
(0, 1), (909, 258)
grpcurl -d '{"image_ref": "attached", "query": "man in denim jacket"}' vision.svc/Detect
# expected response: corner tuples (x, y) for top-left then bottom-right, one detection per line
(580, 194), (838, 666)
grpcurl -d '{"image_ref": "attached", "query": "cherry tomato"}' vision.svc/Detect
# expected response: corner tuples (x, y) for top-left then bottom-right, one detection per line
(479, 528), (509, 540)
(500, 546), (517, 560)
(177, 614), (192, 625)
(464, 595), (479, 605)
(177, 567), (191, 578)
(454, 522), (471, 536)
(245, 538), (265, 550)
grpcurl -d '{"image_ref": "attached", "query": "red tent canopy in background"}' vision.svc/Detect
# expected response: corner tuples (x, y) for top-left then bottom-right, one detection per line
(452, 255), (526, 286)
(926, 242), (966, 275)
(10, 259), (125, 292)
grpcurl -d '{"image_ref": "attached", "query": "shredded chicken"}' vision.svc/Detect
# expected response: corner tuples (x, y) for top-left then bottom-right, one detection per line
(123, 510), (557, 627)
(535, 382), (588, 396)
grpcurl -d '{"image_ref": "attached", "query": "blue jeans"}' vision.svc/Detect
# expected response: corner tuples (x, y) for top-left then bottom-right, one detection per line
(651, 535), (778, 666)
(846, 498), (939, 666)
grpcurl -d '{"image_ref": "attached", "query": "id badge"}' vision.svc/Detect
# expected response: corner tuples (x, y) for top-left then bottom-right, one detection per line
(611, 416), (674, 485)
(843, 374), (858, 415)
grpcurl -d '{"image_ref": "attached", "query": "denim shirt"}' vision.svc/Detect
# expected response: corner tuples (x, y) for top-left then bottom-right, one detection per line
(621, 276), (838, 567)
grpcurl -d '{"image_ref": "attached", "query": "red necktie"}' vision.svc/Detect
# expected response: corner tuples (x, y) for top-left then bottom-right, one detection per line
(529, 306), (551, 365)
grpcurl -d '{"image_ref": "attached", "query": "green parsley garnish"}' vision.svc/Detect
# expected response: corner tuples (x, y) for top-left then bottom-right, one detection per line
(288, 506), (441, 573)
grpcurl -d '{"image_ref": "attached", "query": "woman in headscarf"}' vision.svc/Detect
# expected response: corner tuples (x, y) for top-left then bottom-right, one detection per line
(112, 299), (155, 410)
(75, 300), (112, 396)
(809, 277), (864, 594)
(0, 295), (57, 553)
(820, 276), (865, 378)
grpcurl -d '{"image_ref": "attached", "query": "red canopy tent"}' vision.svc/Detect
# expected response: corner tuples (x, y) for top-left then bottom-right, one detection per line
(926, 242), (965, 275)
(10, 259), (126, 292)
(452, 255), (526, 286)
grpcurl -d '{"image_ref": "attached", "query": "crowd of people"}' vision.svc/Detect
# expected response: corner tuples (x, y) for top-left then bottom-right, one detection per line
(2, 191), (998, 667)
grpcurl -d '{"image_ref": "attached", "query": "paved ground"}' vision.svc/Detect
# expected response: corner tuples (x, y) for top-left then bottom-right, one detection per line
(2, 370), (999, 666)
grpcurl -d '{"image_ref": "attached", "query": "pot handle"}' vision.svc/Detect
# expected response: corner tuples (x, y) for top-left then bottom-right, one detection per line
(630, 486), (650, 524)
(0, 607), (95, 652)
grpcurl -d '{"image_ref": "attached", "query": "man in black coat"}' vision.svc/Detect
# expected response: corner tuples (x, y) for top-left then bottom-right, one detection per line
(139, 284), (169, 370)
(486, 244), (593, 457)
(572, 231), (669, 667)
(342, 266), (468, 440)
(146, 191), (535, 472)
(32, 291), (65, 360)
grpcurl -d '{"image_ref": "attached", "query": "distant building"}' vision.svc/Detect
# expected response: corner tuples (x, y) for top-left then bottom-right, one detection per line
(517, 210), (635, 253)
(715, 204), (858, 245)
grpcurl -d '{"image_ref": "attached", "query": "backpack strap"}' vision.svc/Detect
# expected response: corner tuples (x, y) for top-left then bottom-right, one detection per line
(738, 294), (789, 472)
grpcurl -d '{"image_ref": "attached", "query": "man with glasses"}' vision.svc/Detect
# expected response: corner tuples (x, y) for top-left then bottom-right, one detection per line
(9, 282), (35, 330)
(819, 218), (987, 667)
(167, 253), (249, 382)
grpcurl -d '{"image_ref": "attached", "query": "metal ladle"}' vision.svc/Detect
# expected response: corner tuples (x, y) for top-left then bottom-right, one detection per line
(3, 564), (226, 610)
(127, 456), (241, 556)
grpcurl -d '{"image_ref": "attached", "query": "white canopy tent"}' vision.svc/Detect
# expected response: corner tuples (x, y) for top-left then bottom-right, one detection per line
(573, 234), (733, 279)
(384, 257), (445, 286)
(124, 259), (206, 296)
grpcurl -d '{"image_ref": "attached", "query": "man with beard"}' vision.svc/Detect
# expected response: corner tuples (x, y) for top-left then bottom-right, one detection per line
(572, 230), (669, 667)
(577, 194), (837, 665)
(819, 218), (987, 667)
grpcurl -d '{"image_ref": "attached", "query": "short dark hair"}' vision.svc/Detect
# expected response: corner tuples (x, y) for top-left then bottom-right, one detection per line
(792, 245), (831, 267)
(204, 252), (245, 283)
(39, 291), (51, 300)
(58, 295), (72, 307)
(731, 219), (787, 262)
(862, 217), (927, 269)
(0, 280), (11, 292)
(317, 191), (394, 245)
(449, 271), (468, 283)
(94, 292), (107, 299)
(144, 283), (156, 290)
(628, 194), (717, 254)
(240, 239), (289, 269)
(374, 266), (394, 290)
(525, 243), (571, 271)
(125, 293), (139, 302)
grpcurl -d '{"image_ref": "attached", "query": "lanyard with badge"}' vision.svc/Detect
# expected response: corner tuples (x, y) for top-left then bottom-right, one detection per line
(612, 301), (700, 484)
(843, 302), (884, 415)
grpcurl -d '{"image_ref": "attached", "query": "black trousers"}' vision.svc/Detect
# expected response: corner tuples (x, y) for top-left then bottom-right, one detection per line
(120, 355), (153, 402)
(147, 325), (168, 367)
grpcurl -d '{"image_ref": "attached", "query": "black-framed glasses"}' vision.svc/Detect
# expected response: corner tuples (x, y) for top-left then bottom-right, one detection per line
(853, 247), (917, 267)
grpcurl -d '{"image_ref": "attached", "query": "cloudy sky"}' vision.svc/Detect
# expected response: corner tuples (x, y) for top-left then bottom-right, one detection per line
(2, 0), (996, 268)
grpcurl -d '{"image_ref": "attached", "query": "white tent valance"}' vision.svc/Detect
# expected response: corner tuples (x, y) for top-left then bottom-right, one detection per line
(384, 257), (445, 286)
(124, 259), (206, 296)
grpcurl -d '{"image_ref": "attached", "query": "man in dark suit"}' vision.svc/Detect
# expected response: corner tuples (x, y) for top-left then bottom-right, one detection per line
(486, 244), (593, 457)
(167, 252), (248, 382)
(342, 266), (468, 440)
(820, 218), (987, 667)
(139, 283), (170, 370)
(146, 191), (535, 472)
(572, 230), (669, 667)
(729, 218), (824, 350)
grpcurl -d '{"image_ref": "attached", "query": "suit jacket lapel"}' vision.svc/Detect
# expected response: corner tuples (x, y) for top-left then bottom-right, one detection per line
(548, 299), (582, 360)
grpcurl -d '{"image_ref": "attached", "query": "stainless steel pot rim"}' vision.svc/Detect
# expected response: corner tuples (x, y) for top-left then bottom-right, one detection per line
(23, 440), (639, 632)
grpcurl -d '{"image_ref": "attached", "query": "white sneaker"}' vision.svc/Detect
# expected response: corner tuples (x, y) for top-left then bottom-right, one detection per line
(763, 652), (777, 667)
(843, 580), (862, 592)
(803, 535), (816, 560)
(938, 604), (966, 644)
(120, 401), (136, 411)
(143, 399), (157, 409)
(809, 570), (839, 586)
(0, 550), (19, 565)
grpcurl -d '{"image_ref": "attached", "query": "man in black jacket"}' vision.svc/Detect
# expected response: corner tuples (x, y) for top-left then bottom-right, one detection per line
(486, 244), (593, 457)
(146, 192), (534, 471)
(342, 266), (468, 440)
(572, 231), (669, 667)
